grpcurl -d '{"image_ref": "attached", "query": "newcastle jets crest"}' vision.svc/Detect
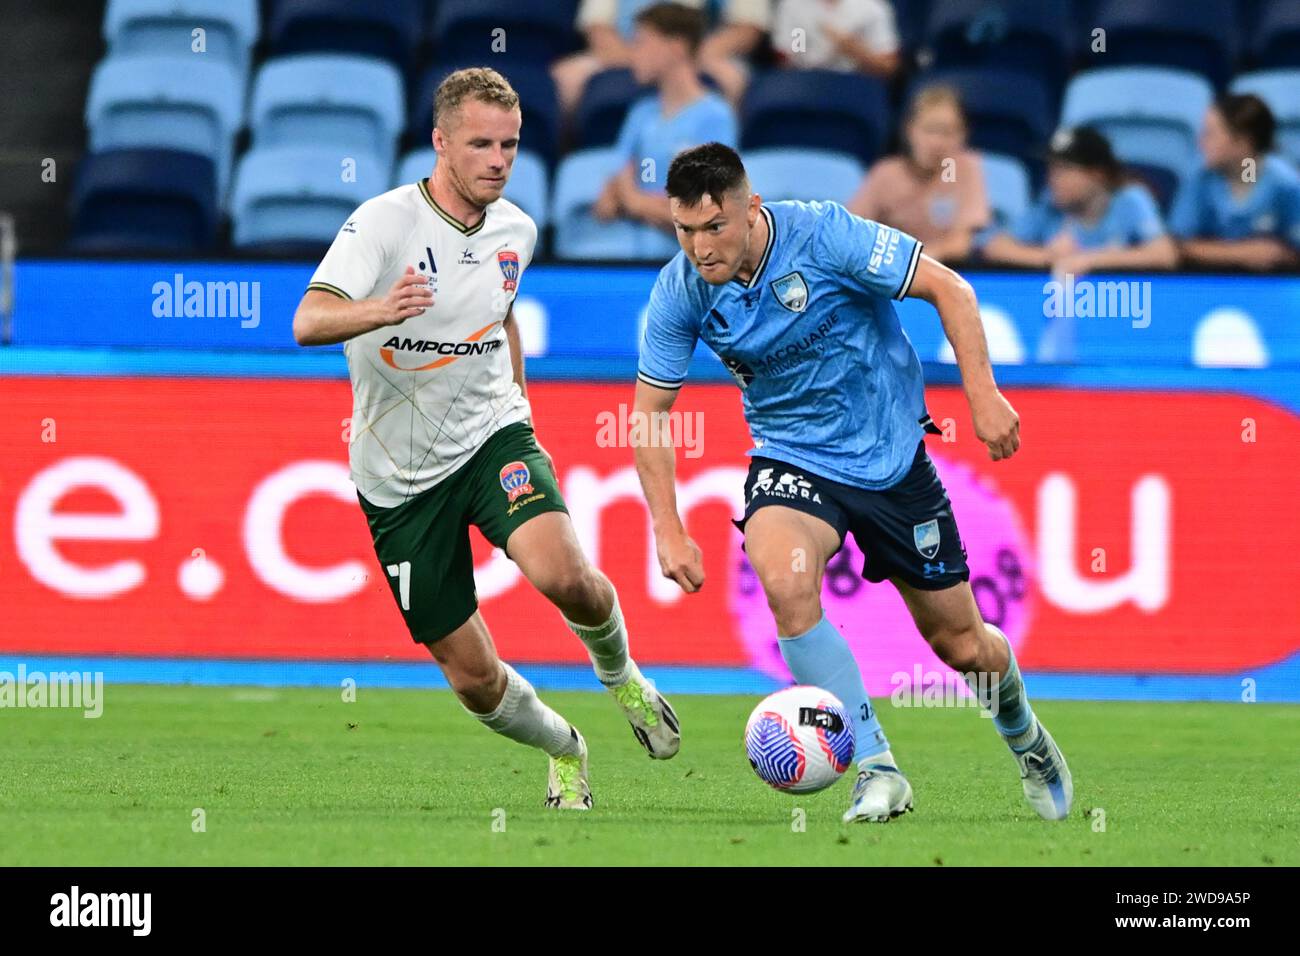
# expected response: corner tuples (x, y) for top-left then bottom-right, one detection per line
(770, 271), (809, 313)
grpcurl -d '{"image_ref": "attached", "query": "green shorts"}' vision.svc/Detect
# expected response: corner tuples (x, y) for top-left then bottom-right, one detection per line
(358, 421), (568, 644)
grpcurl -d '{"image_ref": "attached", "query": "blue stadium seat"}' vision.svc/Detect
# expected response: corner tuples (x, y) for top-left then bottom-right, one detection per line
(231, 145), (387, 248)
(551, 148), (677, 261)
(1062, 67), (1212, 188)
(71, 148), (218, 252)
(394, 148), (552, 231)
(979, 151), (1030, 229)
(913, 68), (1052, 171)
(1088, 0), (1238, 89)
(894, 0), (932, 53)
(741, 70), (890, 166)
(1252, 0), (1300, 68)
(430, 0), (582, 66)
(104, 0), (259, 71)
(576, 68), (650, 149)
(743, 149), (864, 205)
(251, 54), (405, 169)
(268, 0), (422, 68)
(409, 60), (559, 166)
(85, 53), (244, 199)
(1232, 70), (1300, 166)
(923, 0), (1072, 95)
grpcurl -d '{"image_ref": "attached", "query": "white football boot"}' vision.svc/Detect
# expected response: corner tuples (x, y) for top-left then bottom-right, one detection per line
(841, 763), (914, 823)
(607, 661), (681, 759)
(544, 728), (592, 810)
(1012, 718), (1073, 821)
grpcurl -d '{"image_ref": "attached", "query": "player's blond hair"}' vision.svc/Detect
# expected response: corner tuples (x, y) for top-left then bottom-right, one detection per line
(434, 67), (520, 131)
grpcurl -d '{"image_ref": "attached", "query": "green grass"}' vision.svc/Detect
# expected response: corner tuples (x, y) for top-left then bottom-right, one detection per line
(2, 686), (1296, 866)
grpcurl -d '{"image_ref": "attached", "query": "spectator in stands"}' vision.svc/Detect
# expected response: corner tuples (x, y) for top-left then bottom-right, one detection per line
(1171, 93), (1300, 271)
(695, 0), (773, 105)
(847, 84), (988, 264)
(701, 0), (901, 104)
(982, 126), (1178, 275)
(772, 0), (901, 74)
(593, 3), (737, 231)
(551, 0), (708, 117)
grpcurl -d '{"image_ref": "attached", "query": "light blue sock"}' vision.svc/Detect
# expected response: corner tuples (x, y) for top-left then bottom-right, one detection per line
(969, 624), (1036, 745)
(778, 613), (889, 761)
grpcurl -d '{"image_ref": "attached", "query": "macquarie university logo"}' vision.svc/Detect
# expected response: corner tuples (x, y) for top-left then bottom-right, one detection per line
(770, 271), (809, 313)
(497, 249), (519, 292)
(499, 461), (533, 503)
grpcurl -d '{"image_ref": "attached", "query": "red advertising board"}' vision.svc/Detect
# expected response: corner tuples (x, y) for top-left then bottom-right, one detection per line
(2, 376), (1298, 680)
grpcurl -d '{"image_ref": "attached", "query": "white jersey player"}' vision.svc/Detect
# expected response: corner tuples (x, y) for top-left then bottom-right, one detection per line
(293, 68), (680, 810)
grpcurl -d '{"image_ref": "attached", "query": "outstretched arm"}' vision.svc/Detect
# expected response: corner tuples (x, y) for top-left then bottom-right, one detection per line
(633, 379), (706, 592)
(906, 254), (1020, 461)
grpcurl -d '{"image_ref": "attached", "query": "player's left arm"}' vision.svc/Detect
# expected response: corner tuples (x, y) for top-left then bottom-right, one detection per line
(504, 303), (556, 473)
(907, 254), (1021, 461)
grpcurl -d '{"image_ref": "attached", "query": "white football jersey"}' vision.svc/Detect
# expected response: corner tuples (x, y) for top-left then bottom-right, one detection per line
(308, 178), (537, 507)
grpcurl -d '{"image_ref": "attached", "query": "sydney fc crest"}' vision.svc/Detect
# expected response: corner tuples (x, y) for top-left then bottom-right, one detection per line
(913, 519), (941, 559)
(771, 271), (809, 313)
(497, 250), (519, 292)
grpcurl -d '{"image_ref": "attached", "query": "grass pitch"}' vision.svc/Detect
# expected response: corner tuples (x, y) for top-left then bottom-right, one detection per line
(2, 685), (1295, 866)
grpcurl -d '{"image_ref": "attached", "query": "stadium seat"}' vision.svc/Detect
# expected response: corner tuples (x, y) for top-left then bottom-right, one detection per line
(576, 69), (651, 150)
(922, 0), (1072, 96)
(1088, 0), (1238, 89)
(268, 0), (422, 68)
(743, 149), (864, 205)
(551, 148), (678, 261)
(979, 152), (1031, 229)
(104, 0), (259, 71)
(912, 68), (1052, 172)
(251, 54), (405, 170)
(429, 0), (582, 66)
(1062, 68), (1212, 189)
(85, 53), (244, 199)
(70, 148), (218, 252)
(741, 70), (890, 167)
(409, 60), (559, 166)
(230, 145), (387, 249)
(1232, 70), (1300, 165)
(394, 148), (552, 231)
(1251, 0), (1300, 69)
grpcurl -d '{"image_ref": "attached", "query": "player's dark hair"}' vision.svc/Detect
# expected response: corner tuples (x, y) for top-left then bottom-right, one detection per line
(634, 2), (706, 55)
(666, 142), (749, 209)
(1214, 93), (1276, 153)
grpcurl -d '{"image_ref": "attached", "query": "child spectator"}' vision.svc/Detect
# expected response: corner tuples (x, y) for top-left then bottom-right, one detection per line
(593, 3), (738, 232)
(983, 126), (1177, 275)
(847, 84), (987, 263)
(1171, 93), (1300, 271)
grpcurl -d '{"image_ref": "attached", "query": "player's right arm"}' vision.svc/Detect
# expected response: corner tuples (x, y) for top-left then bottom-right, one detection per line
(634, 380), (705, 593)
(292, 197), (429, 346)
(293, 267), (432, 346)
(634, 271), (706, 593)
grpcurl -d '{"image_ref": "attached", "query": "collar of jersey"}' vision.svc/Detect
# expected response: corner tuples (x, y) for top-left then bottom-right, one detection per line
(731, 205), (775, 290)
(419, 178), (487, 236)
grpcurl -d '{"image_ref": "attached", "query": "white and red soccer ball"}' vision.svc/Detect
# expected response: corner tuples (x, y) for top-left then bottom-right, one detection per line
(744, 686), (855, 794)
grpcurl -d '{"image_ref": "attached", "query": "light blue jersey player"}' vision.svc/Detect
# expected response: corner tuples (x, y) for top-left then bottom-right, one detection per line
(633, 143), (1073, 823)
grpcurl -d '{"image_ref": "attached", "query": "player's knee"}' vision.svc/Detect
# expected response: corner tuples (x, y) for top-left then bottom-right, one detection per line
(759, 567), (820, 621)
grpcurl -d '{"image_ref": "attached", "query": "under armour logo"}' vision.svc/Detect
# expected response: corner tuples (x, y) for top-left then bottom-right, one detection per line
(923, 562), (947, 577)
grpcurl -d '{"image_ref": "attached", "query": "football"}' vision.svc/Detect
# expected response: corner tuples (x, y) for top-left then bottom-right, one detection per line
(744, 686), (855, 793)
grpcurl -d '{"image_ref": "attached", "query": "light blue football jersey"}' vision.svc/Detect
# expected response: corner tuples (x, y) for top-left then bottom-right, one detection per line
(638, 200), (931, 490)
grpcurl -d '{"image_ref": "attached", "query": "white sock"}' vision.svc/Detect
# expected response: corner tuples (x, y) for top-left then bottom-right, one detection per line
(470, 663), (581, 758)
(564, 591), (632, 686)
(858, 748), (898, 771)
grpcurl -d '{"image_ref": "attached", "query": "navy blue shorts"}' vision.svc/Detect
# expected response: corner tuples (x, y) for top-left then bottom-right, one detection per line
(733, 441), (970, 590)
